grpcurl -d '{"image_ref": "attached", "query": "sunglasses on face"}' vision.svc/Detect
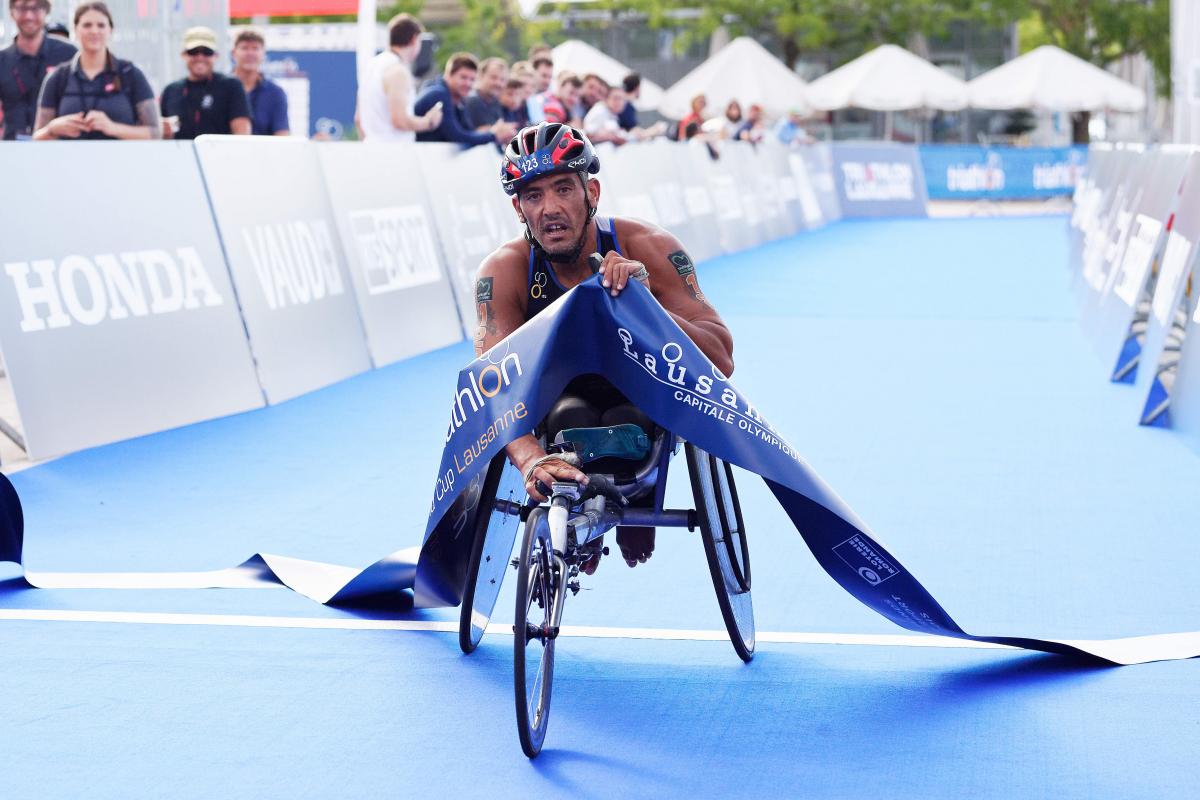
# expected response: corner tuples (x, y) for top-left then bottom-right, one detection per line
(186, 47), (215, 57)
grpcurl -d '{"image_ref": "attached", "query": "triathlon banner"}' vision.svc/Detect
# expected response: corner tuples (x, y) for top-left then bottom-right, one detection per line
(920, 145), (1087, 200)
(831, 142), (928, 218)
(2, 277), (1198, 665)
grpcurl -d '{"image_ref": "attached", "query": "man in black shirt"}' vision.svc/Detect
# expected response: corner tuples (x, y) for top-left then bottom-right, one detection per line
(0, 0), (76, 139)
(159, 26), (250, 139)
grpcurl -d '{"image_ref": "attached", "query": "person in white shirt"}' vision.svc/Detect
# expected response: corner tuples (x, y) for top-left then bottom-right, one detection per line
(355, 13), (442, 141)
(583, 85), (627, 144)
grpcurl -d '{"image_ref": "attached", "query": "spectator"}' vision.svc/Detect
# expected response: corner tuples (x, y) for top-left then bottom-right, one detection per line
(579, 72), (608, 117)
(414, 52), (514, 147)
(526, 55), (553, 124)
(0, 0), (76, 140)
(500, 76), (529, 127)
(678, 93), (706, 139)
(773, 109), (812, 146)
(735, 103), (764, 143)
(583, 84), (627, 144)
(32, 2), (157, 140)
(527, 44), (552, 61)
(542, 71), (581, 127)
(703, 99), (742, 139)
(462, 56), (506, 129)
(232, 30), (288, 136)
(44, 20), (69, 41)
(617, 72), (640, 131)
(160, 27), (250, 139)
(356, 13), (441, 142)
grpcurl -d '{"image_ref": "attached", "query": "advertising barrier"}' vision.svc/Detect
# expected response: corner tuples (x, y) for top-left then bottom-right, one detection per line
(831, 142), (928, 218)
(419, 145), (520, 337)
(1129, 154), (1200, 425)
(797, 142), (842, 226)
(666, 141), (725, 262)
(920, 145), (1088, 200)
(194, 136), (371, 404)
(0, 142), (264, 460)
(1084, 149), (1192, 380)
(1078, 147), (1145, 304)
(317, 142), (464, 365)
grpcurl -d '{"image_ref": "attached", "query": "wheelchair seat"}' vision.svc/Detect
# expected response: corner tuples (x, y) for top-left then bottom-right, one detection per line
(550, 423), (670, 502)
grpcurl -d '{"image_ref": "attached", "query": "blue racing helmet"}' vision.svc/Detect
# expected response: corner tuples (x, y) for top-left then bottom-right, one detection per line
(500, 122), (601, 197)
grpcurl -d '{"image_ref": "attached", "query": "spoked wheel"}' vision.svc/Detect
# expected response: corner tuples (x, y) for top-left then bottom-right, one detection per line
(514, 508), (558, 758)
(459, 454), (526, 654)
(686, 443), (755, 662)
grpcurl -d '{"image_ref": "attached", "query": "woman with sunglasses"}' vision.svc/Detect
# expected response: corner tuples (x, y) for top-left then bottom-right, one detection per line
(31, 1), (159, 140)
(159, 27), (250, 139)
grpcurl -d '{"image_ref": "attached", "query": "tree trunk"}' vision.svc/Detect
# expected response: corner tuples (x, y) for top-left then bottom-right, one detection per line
(1072, 111), (1091, 144)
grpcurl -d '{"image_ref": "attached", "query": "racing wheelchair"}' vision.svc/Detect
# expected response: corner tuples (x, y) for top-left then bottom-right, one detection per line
(456, 408), (754, 758)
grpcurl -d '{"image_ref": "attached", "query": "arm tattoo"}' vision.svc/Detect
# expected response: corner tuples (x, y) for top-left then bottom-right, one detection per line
(669, 249), (708, 306)
(136, 99), (163, 139)
(473, 278), (498, 352)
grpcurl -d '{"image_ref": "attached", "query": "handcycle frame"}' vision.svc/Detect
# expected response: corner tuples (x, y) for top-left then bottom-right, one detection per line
(457, 427), (755, 758)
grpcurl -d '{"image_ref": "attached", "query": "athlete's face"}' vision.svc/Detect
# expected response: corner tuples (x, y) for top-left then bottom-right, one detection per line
(514, 173), (600, 259)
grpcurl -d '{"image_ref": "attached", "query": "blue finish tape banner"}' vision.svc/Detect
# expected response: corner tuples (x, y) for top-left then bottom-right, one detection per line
(920, 145), (1088, 200)
(2, 277), (1198, 665)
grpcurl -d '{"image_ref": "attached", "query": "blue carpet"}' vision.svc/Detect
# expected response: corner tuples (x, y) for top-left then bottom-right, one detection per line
(3, 216), (1198, 795)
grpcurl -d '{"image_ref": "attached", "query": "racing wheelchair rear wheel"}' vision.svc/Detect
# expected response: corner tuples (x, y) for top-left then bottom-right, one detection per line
(686, 443), (755, 662)
(459, 454), (526, 654)
(514, 508), (558, 758)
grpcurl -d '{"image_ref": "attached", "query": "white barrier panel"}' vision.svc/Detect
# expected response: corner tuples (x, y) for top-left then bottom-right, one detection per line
(418, 145), (521, 337)
(317, 142), (464, 366)
(666, 142), (724, 262)
(0, 142), (264, 459)
(686, 139), (760, 253)
(729, 140), (796, 243)
(1131, 155), (1200, 425)
(194, 136), (372, 404)
(1077, 147), (1146, 304)
(797, 142), (842, 225)
(831, 142), (928, 218)
(1086, 149), (1193, 378)
(759, 142), (812, 233)
(595, 142), (661, 226)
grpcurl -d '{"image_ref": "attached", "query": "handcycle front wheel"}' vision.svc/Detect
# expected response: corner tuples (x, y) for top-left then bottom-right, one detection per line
(459, 454), (525, 654)
(686, 442), (755, 662)
(514, 508), (557, 758)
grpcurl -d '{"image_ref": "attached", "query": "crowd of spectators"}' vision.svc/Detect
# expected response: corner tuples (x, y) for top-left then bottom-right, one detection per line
(0, 0), (287, 141)
(1, 3), (814, 149)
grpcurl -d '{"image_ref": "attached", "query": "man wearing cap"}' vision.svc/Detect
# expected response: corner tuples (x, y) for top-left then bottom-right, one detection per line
(159, 26), (250, 139)
(0, 0), (76, 140)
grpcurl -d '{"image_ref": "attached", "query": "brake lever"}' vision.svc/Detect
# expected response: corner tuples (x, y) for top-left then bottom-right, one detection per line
(579, 474), (628, 507)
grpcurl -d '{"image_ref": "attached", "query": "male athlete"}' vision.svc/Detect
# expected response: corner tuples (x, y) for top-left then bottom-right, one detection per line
(474, 121), (734, 568)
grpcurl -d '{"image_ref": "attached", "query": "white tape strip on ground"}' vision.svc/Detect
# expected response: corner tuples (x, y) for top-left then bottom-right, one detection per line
(0, 608), (1012, 650)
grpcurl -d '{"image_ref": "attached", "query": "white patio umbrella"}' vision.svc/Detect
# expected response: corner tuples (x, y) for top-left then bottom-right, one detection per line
(805, 44), (968, 112)
(551, 40), (665, 112)
(967, 45), (1145, 112)
(658, 37), (810, 119)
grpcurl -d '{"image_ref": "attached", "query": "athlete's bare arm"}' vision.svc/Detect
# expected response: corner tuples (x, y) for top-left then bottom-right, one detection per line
(598, 219), (734, 376)
(474, 243), (589, 499)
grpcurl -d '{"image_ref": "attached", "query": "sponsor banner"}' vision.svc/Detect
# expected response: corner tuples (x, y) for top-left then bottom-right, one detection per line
(0, 142), (264, 460)
(920, 145), (1089, 200)
(1077, 147), (1146, 306)
(685, 139), (762, 253)
(831, 142), (928, 218)
(418, 145), (522, 339)
(725, 140), (795, 243)
(317, 142), (464, 366)
(1132, 154), (1200, 426)
(9, 278), (1198, 664)
(758, 141), (810, 236)
(194, 136), (371, 404)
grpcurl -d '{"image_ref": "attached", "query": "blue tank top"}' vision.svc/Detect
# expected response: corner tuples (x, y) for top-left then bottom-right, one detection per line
(525, 217), (622, 320)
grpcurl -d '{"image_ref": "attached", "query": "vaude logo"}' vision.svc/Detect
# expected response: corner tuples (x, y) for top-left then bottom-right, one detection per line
(4, 248), (223, 333)
(242, 220), (345, 310)
(841, 161), (915, 201)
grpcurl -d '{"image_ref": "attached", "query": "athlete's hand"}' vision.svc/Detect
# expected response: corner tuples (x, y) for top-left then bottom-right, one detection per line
(517, 452), (588, 503)
(597, 251), (650, 297)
